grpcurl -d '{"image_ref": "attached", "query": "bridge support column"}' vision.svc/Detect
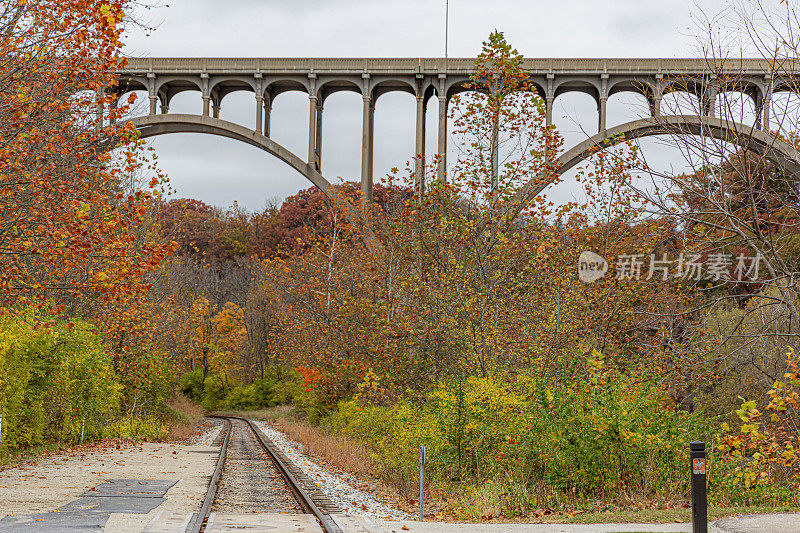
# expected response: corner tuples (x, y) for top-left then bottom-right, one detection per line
(598, 97), (607, 135)
(599, 74), (609, 135)
(255, 95), (263, 134)
(703, 82), (718, 118)
(264, 95), (272, 137)
(546, 97), (554, 127)
(212, 104), (220, 119)
(415, 95), (426, 193)
(160, 103), (169, 115)
(308, 95), (319, 170)
(649, 94), (662, 117)
(147, 72), (157, 116)
(650, 76), (664, 117)
(201, 73), (210, 117)
(316, 100), (324, 167)
(703, 97), (715, 118)
(761, 85), (772, 131)
(361, 95), (374, 202)
(437, 95), (447, 182)
(368, 99), (374, 193)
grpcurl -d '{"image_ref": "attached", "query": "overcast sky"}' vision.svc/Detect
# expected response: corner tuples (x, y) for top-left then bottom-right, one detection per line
(121, 0), (734, 211)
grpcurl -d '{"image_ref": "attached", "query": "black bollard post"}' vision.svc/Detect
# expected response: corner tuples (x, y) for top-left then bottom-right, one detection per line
(690, 441), (708, 533)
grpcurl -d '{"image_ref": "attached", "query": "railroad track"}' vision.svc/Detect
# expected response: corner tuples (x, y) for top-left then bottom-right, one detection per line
(188, 415), (343, 533)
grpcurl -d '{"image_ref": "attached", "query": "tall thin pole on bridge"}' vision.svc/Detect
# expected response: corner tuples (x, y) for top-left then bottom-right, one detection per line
(445, 0), (449, 58)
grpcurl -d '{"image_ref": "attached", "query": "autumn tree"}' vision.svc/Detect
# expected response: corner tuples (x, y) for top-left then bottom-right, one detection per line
(0, 0), (183, 420)
(0, 0), (176, 309)
(158, 199), (217, 254)
(588, 0), (800, 492)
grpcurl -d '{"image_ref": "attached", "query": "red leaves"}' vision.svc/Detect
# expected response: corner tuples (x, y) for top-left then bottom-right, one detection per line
(295, 366), (324, 392)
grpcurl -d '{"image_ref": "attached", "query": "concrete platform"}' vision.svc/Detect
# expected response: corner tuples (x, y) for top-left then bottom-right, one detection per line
(142, 511), (196, 532)
(0, 441), (219, 533)
(330, 514), (386, 533)
(0, 479), (175, 532)
(712, 513), (800, 532)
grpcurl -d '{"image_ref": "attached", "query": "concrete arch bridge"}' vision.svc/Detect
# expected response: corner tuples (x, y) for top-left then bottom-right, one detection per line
(114, 57), (800, 201)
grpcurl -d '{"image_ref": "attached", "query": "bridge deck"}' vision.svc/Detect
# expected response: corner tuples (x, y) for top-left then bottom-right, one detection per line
(120, 57), (789, 76)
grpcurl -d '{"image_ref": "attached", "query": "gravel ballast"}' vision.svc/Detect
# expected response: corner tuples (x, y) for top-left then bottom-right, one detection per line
(253, 420), (408, 521)
(189, 418), (224, 446)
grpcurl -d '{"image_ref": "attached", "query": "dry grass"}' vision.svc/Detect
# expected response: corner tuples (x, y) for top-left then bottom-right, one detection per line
(269, 415), (377, 478)
(165, 393), (205, 440)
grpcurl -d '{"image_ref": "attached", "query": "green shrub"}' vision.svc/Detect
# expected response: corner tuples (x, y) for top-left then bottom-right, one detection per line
(271, 369), (303, 405)
(326, 353), (706, 508)
(200, 375), (226, 411)
(0, 309), (121, 453)
(178, 368), (226, 410)
(179, 369), (206, 403)
(179, 363), (301, 412)
(223, 379), (278, 410)
(524, 372), (695, 498)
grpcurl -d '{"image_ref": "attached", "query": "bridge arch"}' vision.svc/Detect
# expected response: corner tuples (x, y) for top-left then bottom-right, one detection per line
(116, 76), (149, 94)
(443, 78), (546, 101)
(209, 76), (257, 95)
(714, 90), (759, 124)
(607, 78), (656, 99)
(553, 78), (600, 101)
(155, 76), (202, 96)
(317, 79), (363, 102)
(126, 114), (800, 215)
(371, 78), (416, 102)
(127, 113), (386, 252)
(129, 114), (334, 194)
(522, 114), (800, 200)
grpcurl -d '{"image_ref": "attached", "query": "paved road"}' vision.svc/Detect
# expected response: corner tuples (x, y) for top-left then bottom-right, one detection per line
(360, 513), (800, 533)
(712, 513), (800, 532)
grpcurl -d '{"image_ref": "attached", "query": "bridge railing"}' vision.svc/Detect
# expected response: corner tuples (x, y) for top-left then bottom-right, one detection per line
(123, 57), (425, 74)
(122, 57), (792, 77)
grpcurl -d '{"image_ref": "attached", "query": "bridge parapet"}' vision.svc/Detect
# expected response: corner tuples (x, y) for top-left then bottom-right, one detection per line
(121, 56), (795, 75)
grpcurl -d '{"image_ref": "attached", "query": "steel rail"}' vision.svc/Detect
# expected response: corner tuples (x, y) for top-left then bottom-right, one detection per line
(188, 416), (232, 533)
(199, 415), (342, 533)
